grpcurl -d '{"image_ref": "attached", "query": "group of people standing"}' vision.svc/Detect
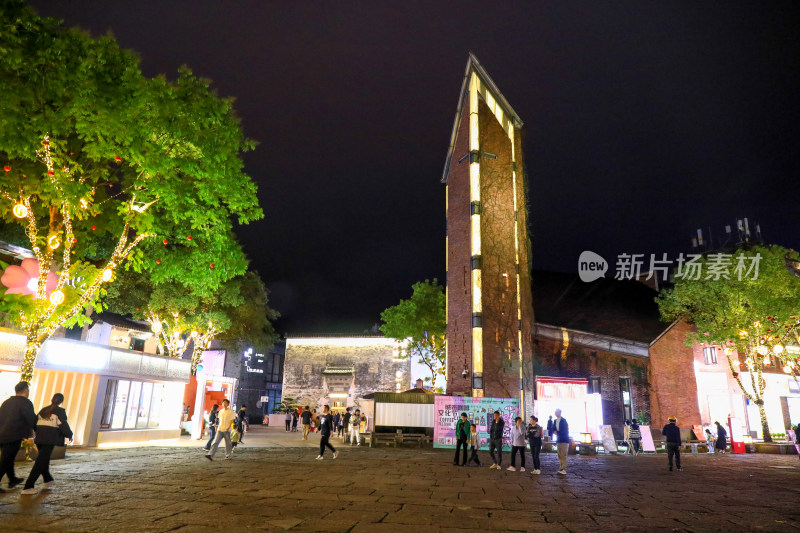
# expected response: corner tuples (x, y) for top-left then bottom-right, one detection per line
(0, 381), (73, 496)
(452, 408), (572, 475)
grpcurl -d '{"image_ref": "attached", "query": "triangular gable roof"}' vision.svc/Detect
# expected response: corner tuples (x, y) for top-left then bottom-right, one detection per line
(441, 52), (524, 184)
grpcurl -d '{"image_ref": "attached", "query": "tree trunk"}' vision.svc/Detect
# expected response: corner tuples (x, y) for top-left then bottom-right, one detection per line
(20, 329), (42, 383)
(758, 402), (772, 443)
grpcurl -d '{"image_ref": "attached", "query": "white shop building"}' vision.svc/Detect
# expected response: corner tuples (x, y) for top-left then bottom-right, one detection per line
(0, 328), (190, 446)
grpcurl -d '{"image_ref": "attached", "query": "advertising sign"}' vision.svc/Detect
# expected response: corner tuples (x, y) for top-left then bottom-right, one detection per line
(639, 425), (656, 452)
(433, 396), (520, 450)
(728, 417), (746, 454)
(599, 425), (616, 453)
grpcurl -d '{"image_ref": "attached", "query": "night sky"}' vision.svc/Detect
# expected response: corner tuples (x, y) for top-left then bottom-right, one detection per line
(28, 1), (800, 335)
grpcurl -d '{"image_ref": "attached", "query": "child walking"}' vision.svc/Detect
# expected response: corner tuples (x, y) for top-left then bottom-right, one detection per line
(507, 417), (526, 472)
(466, 423), (482, 467)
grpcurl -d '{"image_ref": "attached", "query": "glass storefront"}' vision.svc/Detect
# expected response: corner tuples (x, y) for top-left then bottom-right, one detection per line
(100, 378), (170, 430)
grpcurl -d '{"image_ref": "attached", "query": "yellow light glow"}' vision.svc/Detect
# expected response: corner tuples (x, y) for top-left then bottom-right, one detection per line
(191, 330), (198, 338)
(469, 73), (479, 151)
(469, 162), (480, 201)
(471, 215), (481, 256)
(739, 330), (748, 338)
(784, 365), (793, 374)
(472, 327), (483, 374)
(472, 269), (482, 313)
(773, 344), (784, 355)
(13, 203), (27, 218)
(47, 234), (60, 250)
(49, 290), (65, 306)
(753, 321), (761, 328)
(756, 345), (768, 356)
(101, 268), (113, 282)
(329, 393), (348, 399)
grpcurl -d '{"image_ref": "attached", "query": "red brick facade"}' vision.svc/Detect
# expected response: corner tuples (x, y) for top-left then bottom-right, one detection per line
(648, 320), (701, 426)
(533, 335), (651, 426)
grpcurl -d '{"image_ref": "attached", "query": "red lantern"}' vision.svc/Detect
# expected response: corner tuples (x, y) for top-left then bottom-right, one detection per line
(3, 166), (10, 172)
(91, 225), (96, 231)
(187, 236), (192, 240)
(209, 263), (215, 269)
(156, 260), (161, 265)
(115, 156), (122, 162)
(47, 170), (54, 176)
(42, 140), (49, 146)
(163, 240), (168, 245)
(72, 238), (77, 243)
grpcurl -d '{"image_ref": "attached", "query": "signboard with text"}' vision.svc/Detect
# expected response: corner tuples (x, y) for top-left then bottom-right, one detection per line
(433, 396), (520, 450)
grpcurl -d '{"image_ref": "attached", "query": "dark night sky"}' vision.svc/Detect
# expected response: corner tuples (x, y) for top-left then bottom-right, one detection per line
(28, 1), (800, 334)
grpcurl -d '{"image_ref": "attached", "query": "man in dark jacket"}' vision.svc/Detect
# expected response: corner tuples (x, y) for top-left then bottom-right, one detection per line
(341, 408), (351, 439)
(488, 410), (505, 469)
(301, 406), (313, 440)
(662, 416), (682, 471)
(547, 416), (555, 441)
(453, 412), (470, 466)
(315, 405), (337, 460)
(0, 382), (37, 492)
(237, 405), (247, 444)
(553, 409), (570, 475)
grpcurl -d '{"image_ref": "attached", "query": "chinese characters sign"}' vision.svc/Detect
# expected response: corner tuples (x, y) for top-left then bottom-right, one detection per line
(433, 396), (520, 450)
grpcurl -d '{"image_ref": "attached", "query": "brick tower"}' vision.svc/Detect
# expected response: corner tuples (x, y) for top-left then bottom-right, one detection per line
(442, 54), (534, 412)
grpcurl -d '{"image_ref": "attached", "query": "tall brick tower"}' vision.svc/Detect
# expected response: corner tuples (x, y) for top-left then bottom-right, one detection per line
(443, 54), (534, 412)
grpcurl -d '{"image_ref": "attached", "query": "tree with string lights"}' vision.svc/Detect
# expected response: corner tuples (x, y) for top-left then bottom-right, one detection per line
(0, 4), (262, 381)
(658, 245), (800, 442)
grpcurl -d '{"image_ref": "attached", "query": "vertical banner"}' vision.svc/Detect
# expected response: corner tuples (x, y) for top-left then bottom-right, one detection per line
(728, 416), (745, 454)
(639, 425), (656, 452)
(434, 396), (519, 450)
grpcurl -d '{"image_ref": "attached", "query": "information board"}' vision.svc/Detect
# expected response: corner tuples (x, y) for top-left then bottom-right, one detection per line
(433, 396), (519, 450)
(639, 425), (656, 452)
(599, 424), (617, 453)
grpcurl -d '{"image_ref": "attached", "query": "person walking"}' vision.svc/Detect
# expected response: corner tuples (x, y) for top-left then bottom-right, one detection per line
(623, 420), (632, 455)
(301, 406), (312, 440)
(284, 409), (292, 432)
(526, 415), (543, 475)
(21, 393), (73, 495)
(205, 399), (236, 461)
(315, 405), (337, 460)
(350, 409), (362, 446)
(333, 411), (341, 437)
(507, 417), (527, 472)
(466, 423), (482, 467)
(553, 408), (570, 475)
(0, 382), (37, 493)
(203, 404), (219, 451)
(714, 421), (727, 454)
(291, 410), (299, 432)
(546, 415), (555, 441)
(704, 429), (715, 454)
(488, 410), (505, 470)
(628, 420), (642, 456)
(237, 405), (247, 445)
(341, 408), (351, 440)
(453, 412), (470, 466)
(662, 415), (682, 471)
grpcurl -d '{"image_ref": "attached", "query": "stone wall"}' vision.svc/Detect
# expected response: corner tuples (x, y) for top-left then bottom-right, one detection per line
(282, 337), (411, 413)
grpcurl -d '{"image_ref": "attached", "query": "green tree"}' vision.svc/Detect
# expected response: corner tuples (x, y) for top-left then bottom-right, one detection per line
(0, 4), (261, 380)
(657, 245), (800, 442)
(380, 279), (446, 391)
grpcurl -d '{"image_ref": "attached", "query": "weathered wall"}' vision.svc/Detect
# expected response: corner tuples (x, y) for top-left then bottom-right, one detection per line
(533, 334), (651, 426)
(648, 320), (701, 426)
(282, 338), (411, 413)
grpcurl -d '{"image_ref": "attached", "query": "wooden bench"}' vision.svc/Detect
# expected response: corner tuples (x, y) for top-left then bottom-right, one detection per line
(397, 433), (428, 447)
(370, 433), (398, 448)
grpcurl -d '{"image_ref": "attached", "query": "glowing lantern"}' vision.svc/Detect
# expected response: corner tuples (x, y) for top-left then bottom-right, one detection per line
(101, 268), (113, 282)
(12, 204), (27, 218)
(756, 345), (769, 356)
(49, 290), (65, 306)
(47, 235), (60, 250)
(784, 365), (793, 374)
(191, 331), (198, 338)
(773, 344), (784, 355)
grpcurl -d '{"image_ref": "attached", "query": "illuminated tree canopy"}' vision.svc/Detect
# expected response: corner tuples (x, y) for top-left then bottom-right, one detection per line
(0, 3), (262, 380)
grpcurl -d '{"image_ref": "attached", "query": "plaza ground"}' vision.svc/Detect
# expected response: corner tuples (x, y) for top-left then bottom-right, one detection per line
(0, 427), (798, 533)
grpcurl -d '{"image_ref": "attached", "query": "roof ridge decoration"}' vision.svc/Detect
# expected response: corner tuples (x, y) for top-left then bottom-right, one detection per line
(441, 52), (524, 184)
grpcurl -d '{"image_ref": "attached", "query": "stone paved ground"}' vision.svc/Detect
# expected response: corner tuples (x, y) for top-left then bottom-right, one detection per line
(0, 428), (798, 533)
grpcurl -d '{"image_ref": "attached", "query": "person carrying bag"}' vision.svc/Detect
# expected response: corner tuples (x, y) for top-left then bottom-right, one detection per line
(21, 393), (72, 495)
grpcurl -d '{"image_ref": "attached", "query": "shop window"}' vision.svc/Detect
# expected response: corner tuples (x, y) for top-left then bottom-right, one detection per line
(619, 377), (632, 422)
(703, 346), (718, 365)
(99, 379), (168, 431)
(129, 338), (145, 352)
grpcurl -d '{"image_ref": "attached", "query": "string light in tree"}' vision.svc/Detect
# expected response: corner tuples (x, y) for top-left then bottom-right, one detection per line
(47, 235), (60, 250)
(49, 290), (65, 306)
(101, 268), (113, 282)
(13, 204), (28, 218)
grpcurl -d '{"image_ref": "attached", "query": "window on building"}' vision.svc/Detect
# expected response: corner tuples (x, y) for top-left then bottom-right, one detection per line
(703, 346), (718, 365)
(619, 377), (632, 422)
(588, 377), (601, 394)
(100, 379), (169, 430)
(129, 338), (145, 352)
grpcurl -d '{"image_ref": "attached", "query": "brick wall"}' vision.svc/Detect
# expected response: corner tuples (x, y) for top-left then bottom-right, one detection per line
(533, 335), (651, 426)
(445, 100), (473, 395)
(648, 320), (701, 426)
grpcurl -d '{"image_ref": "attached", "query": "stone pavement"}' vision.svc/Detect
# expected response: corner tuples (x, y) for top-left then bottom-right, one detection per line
(0, 427), (798, 533)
